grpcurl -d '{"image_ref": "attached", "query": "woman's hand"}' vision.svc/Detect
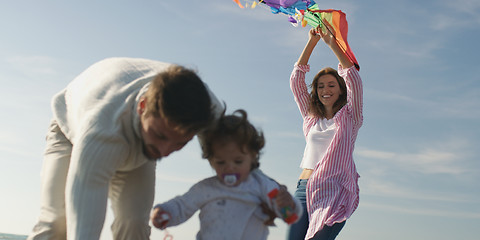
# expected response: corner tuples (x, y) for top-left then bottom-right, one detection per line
(308, 27), (321, 43)
(318, 18), (354, 68)
(317, 20), (336, 47)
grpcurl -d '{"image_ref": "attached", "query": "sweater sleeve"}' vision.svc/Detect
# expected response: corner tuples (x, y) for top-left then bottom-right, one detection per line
(65, 133), (128, 239)
(155, 181), (207, 227)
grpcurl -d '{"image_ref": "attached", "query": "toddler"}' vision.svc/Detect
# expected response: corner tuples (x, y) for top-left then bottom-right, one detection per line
(151, 109), (302, 240)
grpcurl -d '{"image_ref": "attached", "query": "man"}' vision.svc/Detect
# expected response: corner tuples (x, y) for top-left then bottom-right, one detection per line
(28, 57), (222, 240)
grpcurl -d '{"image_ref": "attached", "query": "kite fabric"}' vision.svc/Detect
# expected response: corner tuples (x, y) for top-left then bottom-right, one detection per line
(232, 0), (360, 70)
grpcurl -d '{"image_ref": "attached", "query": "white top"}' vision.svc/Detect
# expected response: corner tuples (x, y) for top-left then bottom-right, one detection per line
(155, 169), (303, 240)
(299, 118), (337, 169)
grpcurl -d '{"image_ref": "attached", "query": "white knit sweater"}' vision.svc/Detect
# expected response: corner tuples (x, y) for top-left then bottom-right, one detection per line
(156, 169), (303, 240)
(51, 57), (220, 239)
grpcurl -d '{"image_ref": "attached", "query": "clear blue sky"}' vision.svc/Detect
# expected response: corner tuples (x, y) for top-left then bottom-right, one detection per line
(1, 1), (479, 239)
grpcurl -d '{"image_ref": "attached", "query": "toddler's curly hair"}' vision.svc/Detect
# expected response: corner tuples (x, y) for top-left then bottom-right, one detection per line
(201, 109), (265, 169)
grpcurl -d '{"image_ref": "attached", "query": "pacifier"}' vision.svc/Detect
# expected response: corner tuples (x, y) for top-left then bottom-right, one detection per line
(222, 173), (240, 186)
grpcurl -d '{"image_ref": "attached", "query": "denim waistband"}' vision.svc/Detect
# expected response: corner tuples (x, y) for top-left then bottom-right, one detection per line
(294, 179), (308, 202)
(297, 178), (308, 188)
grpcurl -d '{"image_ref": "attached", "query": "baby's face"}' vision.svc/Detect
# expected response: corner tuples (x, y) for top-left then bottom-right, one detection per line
(209, 141), (255, 187)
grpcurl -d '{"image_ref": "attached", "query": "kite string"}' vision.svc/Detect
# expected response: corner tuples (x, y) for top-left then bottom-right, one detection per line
(318, 17), (352, 63)
(315, 15), (357, 68)
(318, 17), (342, 51)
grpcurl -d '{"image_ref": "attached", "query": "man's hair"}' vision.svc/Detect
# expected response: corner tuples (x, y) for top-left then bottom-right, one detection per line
(308, 67), (347, 118)
(144, 65), (213, 134)
(201, 109), (264, 170)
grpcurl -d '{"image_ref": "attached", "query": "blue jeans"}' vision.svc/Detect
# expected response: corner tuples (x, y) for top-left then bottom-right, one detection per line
(287, 179), (309, 240)
(309, 221), (345, 240)
(287, 179), (345, 240)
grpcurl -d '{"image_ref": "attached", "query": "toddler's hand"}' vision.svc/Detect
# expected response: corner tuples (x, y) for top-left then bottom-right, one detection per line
(151, 207), (171, 230)
(275, 185), (296, 211)
(260, 202), (277, 226)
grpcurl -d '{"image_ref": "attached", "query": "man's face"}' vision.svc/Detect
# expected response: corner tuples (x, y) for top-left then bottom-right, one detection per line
(137, 98), (195, 160)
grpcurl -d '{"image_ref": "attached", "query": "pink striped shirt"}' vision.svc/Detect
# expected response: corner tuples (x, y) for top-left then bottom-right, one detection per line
(290, 63), (363, 239)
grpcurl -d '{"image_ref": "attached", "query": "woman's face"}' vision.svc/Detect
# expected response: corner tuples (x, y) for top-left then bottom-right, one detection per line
(316, 74), (342, 109)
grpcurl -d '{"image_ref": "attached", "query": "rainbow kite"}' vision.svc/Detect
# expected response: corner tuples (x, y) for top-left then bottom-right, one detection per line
(232, 0), (360, 70)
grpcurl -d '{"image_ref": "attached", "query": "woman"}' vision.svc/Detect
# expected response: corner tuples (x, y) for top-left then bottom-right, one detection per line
(287, 20), (363, 240)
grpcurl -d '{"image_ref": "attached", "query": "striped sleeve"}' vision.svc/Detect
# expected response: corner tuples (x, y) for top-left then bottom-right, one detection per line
(289, 63), (310, 119)
(338, 64), (363, 126)
(289, 63), (316, 137)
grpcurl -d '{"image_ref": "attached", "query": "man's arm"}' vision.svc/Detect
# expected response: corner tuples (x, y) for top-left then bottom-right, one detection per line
(65, 137), (125, 239)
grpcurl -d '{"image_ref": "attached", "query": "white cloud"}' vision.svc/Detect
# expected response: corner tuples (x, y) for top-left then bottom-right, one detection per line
(430, 0), (480, 30)
(361, 201), (480, 219)
(0, 145), (38, 159)
(5, 55), (58, 76)
(366, 87), (480, 119)
(444, 0), (480, 16)
(356, 137), (473, 175)
(361, 178), (475, 203)
(356, 149), (395, 159)
(250, 114), (269, 125)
